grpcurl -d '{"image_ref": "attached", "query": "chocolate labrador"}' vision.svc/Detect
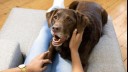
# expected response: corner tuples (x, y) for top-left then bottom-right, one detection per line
(45, 1), (108, 71)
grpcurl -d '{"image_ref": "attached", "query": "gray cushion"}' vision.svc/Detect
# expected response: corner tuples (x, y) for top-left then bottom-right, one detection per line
(0, 8), (46, 57)
(0, 39), (23, 70)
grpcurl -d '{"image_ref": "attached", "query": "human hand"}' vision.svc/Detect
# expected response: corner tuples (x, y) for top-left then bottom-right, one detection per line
(26, 51), (52, 72)
(69, 29), (84, 52)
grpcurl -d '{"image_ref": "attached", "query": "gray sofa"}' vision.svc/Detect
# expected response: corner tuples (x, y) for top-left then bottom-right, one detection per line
(0, 8), (126, 72)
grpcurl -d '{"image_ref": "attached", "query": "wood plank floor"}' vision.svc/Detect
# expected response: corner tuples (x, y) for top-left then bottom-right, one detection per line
(0, 0), (127, 71)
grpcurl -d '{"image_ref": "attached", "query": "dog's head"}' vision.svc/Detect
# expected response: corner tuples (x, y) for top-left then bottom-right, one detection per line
(46, 9), (89, 46)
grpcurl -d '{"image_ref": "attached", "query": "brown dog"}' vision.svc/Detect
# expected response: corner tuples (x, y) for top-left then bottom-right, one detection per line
(45, 1), (108, 71)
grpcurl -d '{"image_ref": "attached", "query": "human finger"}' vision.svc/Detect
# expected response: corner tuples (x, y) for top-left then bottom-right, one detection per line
(77, 30), (84, 39)
(72, 29), (77, 38)
(41, 66), (47, 71)
(40, 51), (49, 59)
(73, 29), (77, 34)
(42, 59), (52, 64)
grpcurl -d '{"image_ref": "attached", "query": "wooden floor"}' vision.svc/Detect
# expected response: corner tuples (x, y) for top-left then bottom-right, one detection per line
(0, 0), (127, 71)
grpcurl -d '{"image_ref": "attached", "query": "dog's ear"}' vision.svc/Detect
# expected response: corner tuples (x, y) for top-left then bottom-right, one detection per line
(69, 1), (79, 10)
(46, 9), (58, 27)
(76, 11), (90, 33)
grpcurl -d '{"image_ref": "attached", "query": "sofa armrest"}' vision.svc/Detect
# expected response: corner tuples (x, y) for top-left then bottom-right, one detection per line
(0, 39), (23, 70)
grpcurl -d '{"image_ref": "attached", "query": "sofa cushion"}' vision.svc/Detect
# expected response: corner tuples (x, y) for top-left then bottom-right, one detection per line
(0, 39), (23, 70)
(0, 8), (46, 57)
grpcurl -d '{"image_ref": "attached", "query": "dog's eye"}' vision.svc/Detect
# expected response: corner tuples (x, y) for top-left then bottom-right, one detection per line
(53, 16), (57, 19)
(67, 17), (72, 22)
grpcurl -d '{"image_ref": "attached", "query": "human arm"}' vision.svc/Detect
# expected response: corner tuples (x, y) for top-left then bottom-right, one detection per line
(69, 29), (84, 72)
(1, 51), (52, 72)
(1, 67), (21, 72)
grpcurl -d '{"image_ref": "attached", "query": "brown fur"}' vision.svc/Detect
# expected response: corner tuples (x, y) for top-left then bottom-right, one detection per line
(45, 1), (108, 71)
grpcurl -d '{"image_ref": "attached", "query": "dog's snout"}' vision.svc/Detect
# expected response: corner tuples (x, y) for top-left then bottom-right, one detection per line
(52, 26), (61, 32)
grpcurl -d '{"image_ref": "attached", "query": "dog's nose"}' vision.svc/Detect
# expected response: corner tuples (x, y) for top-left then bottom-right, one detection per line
(52, 26), (61, 32)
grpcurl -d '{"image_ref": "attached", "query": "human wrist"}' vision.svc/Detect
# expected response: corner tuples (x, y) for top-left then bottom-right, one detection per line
(15, 67), (22, 72)
(70, 47), (78, 52)
(70, 49), (79, 54)
(18, 64), (28, 72)
(26, 65), (32, 72)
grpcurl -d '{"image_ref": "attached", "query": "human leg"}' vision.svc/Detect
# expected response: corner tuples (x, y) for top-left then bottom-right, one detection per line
(51, 54), (72, 72)
(24, 21), (52, 72)
(24, 21), (52, 64)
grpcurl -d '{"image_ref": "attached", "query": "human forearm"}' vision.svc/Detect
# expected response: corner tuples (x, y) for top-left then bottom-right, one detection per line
(69, 29), (84, 72)
(1, 67), (21, 72)
(1, 66), (32, 72)
(71, 50), (84, 72)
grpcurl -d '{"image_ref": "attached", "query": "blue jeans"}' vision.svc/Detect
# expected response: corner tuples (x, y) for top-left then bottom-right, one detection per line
(24, 21), (72, 72)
